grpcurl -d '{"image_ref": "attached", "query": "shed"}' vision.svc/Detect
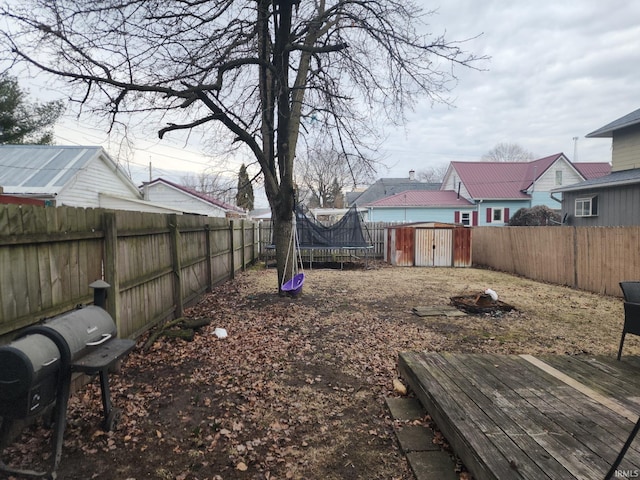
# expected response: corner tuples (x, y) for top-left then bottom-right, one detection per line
(384, 222), (472, 267)
(0, 145), (190, 214)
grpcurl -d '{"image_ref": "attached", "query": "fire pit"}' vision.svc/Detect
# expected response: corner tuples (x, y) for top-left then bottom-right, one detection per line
(450, 293), (515, 314)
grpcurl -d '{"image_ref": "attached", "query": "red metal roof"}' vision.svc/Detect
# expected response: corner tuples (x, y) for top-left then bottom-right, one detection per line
(366, 190), (474, 207)
(450, 154), (564, 200)
(573, 162), (611, 179)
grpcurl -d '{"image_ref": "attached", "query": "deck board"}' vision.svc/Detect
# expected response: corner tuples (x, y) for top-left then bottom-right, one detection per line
(398, 352), (640, 480)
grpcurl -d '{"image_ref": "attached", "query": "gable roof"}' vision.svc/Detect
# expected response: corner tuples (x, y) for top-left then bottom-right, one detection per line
(573, 162), (611, 179)
(144, 177), (244, 213)
(0, 144), (139, 196)
(449, 153), (565, 200)
(586, 107), (640, 138)
(348, 178), (440, 206)
(365, 190), (474, 208)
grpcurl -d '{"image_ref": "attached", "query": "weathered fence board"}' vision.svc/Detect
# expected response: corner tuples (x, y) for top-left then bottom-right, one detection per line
(473, 226), (640, 297)
(0, 205), (259, 342)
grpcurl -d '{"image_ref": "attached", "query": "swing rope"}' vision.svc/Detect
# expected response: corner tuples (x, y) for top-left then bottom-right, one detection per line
(281, 215), (303, 289)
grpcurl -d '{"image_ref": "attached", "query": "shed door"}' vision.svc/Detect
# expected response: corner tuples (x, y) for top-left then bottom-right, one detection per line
(415, 229), (452, 267)
(393, 227), (414, 267)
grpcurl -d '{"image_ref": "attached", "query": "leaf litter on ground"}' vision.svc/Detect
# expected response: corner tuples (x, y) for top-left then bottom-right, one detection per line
(2, 262), (630, 479)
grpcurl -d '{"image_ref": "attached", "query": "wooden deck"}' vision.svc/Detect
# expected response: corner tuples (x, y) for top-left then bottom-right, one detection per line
(398, 352), (640, 480)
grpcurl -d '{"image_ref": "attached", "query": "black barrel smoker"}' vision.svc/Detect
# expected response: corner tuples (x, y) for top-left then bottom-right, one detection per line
(0, 281), (135, 479)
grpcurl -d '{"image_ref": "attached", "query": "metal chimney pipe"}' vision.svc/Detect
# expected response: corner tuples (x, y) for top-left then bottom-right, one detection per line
(89, 280), (111, 309)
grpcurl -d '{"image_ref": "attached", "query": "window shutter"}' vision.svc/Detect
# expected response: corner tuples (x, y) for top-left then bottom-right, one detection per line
(504, 208), (510, 223)
(486, 208), (492, 223)
(454, 211), (460, 223)
(472, 211), (478, 226)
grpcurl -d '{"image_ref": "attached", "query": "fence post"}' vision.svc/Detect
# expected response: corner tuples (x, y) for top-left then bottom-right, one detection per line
(241, 220), (246, 271)
(103, 212), (122, 335)
(573, 226), (578, 288)
(205, 223), (213, 293)
(169, 214), (184, 317)
(253, 222), (258, 264)
(229, 219), (235, 280)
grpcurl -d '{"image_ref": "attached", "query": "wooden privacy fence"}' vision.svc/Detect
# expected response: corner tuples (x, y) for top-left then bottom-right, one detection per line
(0, 204), (259, 342)
(472, 226), (640, 297)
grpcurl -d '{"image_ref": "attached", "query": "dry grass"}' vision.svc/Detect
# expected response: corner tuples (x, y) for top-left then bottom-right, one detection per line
(5, 262), (634, 480)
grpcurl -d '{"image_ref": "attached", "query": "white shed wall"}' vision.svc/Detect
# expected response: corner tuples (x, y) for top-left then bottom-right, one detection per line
(56, 154), (141, 207)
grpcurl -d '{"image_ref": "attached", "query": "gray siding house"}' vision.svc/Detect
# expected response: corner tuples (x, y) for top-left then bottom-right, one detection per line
(556, 108), (640, 226)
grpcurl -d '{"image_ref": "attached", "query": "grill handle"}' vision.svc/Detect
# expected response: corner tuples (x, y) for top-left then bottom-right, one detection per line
(42, 357), (59, 367)
(86, 334), (112, 346)
(0, 379), (20, 385)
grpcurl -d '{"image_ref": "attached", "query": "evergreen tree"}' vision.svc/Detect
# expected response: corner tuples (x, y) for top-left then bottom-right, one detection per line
(0, 74), (64, 145)
(236, 164), (254, 211)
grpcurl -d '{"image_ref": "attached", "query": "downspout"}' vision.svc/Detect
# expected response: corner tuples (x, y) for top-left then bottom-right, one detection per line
(550, 192), (563, 204)
(476, 199), (483, 226)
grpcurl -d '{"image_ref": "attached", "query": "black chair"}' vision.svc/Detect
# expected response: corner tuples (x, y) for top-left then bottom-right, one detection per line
(617, 281), (640, 360)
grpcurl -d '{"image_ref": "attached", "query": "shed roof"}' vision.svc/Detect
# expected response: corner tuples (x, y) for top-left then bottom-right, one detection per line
(586, 107), (640, 138)
(365, 190), (474, 207)
(0, 144), (138, 195)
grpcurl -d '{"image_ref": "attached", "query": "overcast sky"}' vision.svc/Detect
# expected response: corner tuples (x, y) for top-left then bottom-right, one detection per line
(47, 0), (640, 192)
(381, 0), (640, 178)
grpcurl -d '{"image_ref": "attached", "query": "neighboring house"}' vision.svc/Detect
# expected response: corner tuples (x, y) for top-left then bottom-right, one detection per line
(0, 145), (182, 214)
(441, 153), (610, 226)
(347, 170), (441, 207)
(364, 190), (475, 223)
(142, 177), (245, 218)
(248, 208), (272, 221)
(555, 107), (640, 226)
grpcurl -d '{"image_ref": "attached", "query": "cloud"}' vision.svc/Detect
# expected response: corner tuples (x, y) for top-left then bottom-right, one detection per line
(384, 0), (640, 175)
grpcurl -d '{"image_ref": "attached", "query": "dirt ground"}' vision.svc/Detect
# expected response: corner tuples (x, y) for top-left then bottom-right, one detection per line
(2, 262), (635, 480)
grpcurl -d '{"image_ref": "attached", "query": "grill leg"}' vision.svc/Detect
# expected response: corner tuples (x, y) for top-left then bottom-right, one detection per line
(51, 372), (71, 476)
(0, 373), (69, 480)
(98, 369), (120, 431)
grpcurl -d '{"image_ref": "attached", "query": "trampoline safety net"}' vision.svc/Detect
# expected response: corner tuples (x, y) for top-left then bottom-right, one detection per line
(295, 206), (371, 248)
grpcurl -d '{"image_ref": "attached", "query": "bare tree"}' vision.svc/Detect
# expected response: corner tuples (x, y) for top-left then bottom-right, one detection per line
(181, 170), (236, 205)
(1, 0), (485, 291)
(417, 164), (448, 183)
(482, 142), (536, 162)
(296, 143), (374, 208)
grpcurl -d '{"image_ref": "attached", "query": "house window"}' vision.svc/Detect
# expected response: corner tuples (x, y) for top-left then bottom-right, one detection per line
(555, 170), (563, 186)
(575, 196), (598, 217)
(461, 212), (471, 226)
(492, 208), (503, 222)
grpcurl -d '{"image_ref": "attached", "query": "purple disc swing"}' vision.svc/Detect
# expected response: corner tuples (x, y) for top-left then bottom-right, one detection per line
(281, 214), (305, 296)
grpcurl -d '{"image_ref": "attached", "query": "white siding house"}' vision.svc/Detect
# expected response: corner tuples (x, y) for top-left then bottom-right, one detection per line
(0, 145), (182, 214)
(142, 178), (245, 217)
